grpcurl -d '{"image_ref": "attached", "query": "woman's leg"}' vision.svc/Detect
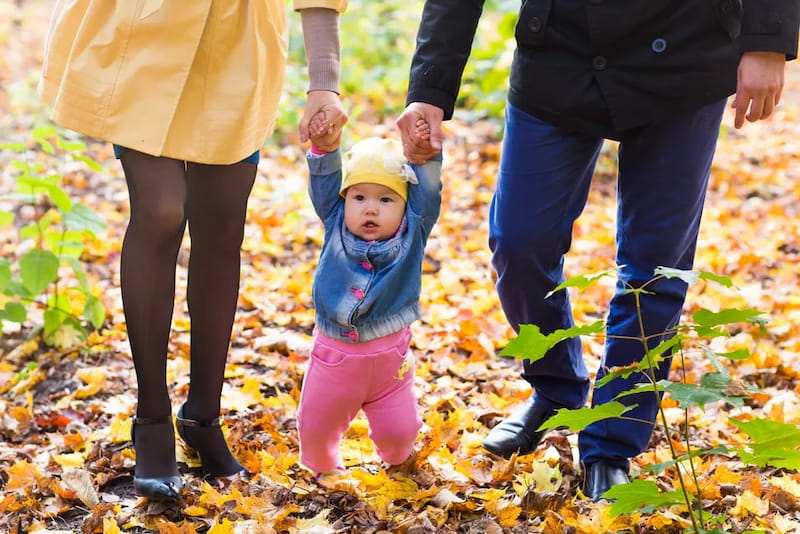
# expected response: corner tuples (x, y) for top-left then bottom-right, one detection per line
(177, 160), (256, 473)
(120, 151), (188, 480)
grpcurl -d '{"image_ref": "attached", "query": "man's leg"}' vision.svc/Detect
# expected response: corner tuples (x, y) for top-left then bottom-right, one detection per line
(483, 102), (603, 457)
(579, 99), (726, 497)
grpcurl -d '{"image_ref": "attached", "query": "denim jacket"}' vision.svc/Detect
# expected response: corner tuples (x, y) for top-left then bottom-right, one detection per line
(307, 149), (442, 343)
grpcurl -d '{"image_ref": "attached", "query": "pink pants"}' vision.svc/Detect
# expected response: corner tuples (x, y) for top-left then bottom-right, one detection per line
(297, 327), (422, 473)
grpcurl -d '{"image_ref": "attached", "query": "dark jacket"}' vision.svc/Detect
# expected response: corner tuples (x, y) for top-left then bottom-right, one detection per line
(406, 0), (800, 138)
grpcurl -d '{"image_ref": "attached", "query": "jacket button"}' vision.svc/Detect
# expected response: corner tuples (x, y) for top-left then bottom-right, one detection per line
(528, 17), (542, 32)
(592, 56), (607, 70)
(651, 38), (667, 53)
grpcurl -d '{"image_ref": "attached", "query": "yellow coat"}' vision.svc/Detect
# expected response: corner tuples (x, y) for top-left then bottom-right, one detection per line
(40, 0), (347, 164)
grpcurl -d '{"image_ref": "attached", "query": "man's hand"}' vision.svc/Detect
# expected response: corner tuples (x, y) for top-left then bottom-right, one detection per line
(396, 102), (444, 164)
(300, 90), (348, 152)
(732, 51), (785, 129)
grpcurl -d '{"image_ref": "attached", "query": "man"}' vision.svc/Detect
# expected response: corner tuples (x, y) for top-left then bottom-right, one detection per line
(397, 0), (798, 500)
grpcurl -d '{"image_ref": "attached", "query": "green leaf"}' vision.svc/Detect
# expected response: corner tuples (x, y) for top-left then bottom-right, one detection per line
(42, 182), (72, 212)
(700, 372), (731, 390)
(0, 259), (11, 292)
(44, 307), (66, 335)
(499, 321), (604, 363)
(46, 230), (85, 259)
(19, 249), (59, 295)
(545, 267), (620, 298)
(716, 349), (751, 361)
(731, 418), (800, 469)
(70, 153), (103, 171)
(604, 479), (684, 516)
(697, 270), (735, 288)
(0, 142), (28, 152)
(692, 308), (764, 328)
(653, 266), (699, 285)
(613, 380), (668, 400)
(0, 302), (27, 323)
(539, 402), (633, 431)
(83, 295), (106, 329)
(32, 125), (58, 154)
(62, 256), (89, 290)
(0, 211), (13, 226)
(596, 335), (681, 388)
(64, 203), (106, 235)
(665, 382), (730, 409)
(699, 345), (732, 378)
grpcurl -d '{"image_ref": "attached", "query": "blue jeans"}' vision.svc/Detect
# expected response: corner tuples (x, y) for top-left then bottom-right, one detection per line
(490, 99), (725, 468)
(113, 145), (260, 165)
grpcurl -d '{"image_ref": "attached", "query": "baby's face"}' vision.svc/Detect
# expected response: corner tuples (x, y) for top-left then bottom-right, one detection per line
(343, 183), (406, 241)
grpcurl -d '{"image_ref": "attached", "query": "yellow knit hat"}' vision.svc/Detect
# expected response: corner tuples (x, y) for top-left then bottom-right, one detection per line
(340, 137), (418, 201)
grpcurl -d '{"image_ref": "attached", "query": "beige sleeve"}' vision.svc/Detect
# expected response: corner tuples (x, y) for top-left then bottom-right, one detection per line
(300, 8), (341, 94)
(293, 0), (347, 12)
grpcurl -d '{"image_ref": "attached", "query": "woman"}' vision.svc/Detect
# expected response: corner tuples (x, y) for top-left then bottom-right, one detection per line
(40, 0), (348, 500)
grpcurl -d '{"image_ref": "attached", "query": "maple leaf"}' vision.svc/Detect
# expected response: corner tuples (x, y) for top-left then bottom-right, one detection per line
(4, 459), (40, 491)
(730, 489), (770, 518)
(484, 497), (521, 528)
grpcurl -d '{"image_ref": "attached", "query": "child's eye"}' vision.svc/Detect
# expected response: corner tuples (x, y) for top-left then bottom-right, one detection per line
(380, 197), (393, 203)
(353, 194), (365, 201)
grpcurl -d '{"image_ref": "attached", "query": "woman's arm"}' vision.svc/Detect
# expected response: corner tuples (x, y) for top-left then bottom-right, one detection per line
(298, 6), (349, 151)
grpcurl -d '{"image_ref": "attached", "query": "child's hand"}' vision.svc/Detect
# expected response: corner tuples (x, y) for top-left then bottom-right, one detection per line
(411, 119), (432, 150)
(308, 109), (332, 145)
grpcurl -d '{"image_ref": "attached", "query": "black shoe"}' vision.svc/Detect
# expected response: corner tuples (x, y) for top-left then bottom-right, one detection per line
(582, 461), (629, 501)
(131, 417), (183, 500)
(175, 403), (245, 478)
(482, 397), (556, 458)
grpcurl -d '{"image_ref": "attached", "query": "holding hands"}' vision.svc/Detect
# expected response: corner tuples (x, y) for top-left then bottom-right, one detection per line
(300, 90), (348, 152)
(396, 102), (444, 164)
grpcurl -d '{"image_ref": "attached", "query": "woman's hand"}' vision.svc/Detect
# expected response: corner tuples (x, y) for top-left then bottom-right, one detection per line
(300, 90), (348, 152)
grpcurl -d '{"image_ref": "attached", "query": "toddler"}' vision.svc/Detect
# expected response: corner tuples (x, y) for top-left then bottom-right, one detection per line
(297, 117), (442, 479)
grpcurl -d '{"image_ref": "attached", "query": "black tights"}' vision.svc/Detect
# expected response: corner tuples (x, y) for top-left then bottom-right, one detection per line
(120, 151), (256, 423)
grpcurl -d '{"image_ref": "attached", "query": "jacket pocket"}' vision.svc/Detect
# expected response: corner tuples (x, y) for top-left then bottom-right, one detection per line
(714, 0), (742, 40)
(515, 0), (552, 48)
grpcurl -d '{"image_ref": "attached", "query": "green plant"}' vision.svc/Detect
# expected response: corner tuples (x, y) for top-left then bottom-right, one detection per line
(500, 267), (800, 534)
(0, 125), (106, 348)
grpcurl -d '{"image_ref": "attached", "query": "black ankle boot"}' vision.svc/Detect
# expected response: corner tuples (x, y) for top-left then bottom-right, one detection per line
(175, 403), (245, 478)
(482, 397), (556, 458)
(131, 417), (183, 500)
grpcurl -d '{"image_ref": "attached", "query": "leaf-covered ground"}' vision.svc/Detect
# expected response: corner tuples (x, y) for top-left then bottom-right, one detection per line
(1, 2), (800, 533)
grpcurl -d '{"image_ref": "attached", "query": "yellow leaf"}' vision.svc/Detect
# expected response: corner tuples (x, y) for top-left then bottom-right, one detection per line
(484, 498), (521, 528)
(107, 416), (132, 444)
(47, 322), (85, 350)
(103, 517), (122, 534)
(4, 459), (40, 491)
(240, 377), (267, 406)
(771, 475), (800, 498)
(730, 490), (769, 519)
(182, 505), (208, 517)
(75, 382), (102, 399)
(207, 519), (235, 534)
(53, 452), (85, 468)
(75, 366), (108, 385)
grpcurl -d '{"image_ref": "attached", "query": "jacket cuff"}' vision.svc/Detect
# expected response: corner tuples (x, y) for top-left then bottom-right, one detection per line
(739, 34), (799, 60)
(306, 148), (342, 175)
(407, 82), (456, 121)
